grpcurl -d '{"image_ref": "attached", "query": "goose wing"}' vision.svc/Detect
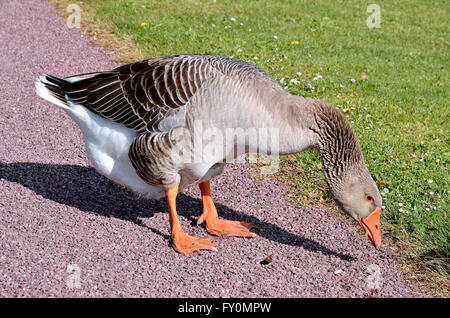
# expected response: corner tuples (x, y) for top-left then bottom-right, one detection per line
(63, 55), (213, 133)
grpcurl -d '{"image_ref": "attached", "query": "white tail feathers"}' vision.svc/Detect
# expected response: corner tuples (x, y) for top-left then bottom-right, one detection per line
(34, 75), (71, 110)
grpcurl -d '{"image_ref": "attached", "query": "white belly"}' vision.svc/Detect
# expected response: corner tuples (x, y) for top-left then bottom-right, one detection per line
(65, 102), (165, 199)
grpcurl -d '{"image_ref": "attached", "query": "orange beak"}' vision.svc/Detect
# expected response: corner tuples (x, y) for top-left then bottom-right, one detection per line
(358, 207), (381, 248)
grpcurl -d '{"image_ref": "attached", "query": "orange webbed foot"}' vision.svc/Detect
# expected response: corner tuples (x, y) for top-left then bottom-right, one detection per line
(171, 231), (218, 255)
(198, 181), (256, 238)
(166, 187), (218, 255)
(197, 214), (256, 238)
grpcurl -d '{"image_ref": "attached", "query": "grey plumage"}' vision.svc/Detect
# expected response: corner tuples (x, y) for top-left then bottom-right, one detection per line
(36, 54), (381, 224)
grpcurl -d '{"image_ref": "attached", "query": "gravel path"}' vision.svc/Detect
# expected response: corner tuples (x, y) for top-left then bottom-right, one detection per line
(0, 0), (418, 297)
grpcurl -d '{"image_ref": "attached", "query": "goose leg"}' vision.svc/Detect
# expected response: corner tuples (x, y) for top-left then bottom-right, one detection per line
(197, 181), (256, 238)
(166, 188), (217, 254)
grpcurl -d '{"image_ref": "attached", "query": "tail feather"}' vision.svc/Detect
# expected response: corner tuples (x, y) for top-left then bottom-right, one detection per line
(35, 74), (71, 110)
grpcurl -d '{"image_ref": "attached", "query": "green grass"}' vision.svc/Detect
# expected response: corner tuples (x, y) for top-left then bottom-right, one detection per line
(58, 0), (449, 291)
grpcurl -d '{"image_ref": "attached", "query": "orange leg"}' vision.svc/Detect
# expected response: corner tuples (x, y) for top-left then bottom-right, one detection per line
(166, 188), (217, 255)
(197, 181), (256, 238)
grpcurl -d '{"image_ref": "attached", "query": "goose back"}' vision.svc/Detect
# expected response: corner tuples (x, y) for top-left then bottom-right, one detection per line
(58, 55), (281, 134)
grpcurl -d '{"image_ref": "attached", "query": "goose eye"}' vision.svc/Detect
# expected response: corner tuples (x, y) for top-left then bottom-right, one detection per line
(366, 195), (374, 202)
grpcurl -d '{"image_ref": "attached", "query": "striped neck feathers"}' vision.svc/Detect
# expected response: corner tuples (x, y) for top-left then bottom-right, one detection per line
(307, 100), (364, 181)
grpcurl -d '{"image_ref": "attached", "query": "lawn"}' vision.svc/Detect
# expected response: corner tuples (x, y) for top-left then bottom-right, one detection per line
(51, 0), (449, 292)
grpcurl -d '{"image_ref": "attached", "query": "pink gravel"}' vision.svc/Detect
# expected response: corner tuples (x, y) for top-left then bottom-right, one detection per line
(0, 0), (419, 297)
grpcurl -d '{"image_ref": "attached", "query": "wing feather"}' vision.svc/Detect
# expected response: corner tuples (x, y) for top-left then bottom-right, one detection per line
(58, 54), (274, 134)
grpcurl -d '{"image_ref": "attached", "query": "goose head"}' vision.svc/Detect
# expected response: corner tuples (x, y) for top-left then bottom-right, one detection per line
(328, 164), (382, 248)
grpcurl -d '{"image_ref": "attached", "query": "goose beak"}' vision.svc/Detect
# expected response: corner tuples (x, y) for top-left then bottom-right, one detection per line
(358, 207), (381, 248)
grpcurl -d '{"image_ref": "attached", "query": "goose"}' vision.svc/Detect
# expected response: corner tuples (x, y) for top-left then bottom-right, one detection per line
(35, 54), (382, 255)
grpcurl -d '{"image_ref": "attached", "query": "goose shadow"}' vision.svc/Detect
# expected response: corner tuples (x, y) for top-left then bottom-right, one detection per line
(0, 161), (354, 261)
